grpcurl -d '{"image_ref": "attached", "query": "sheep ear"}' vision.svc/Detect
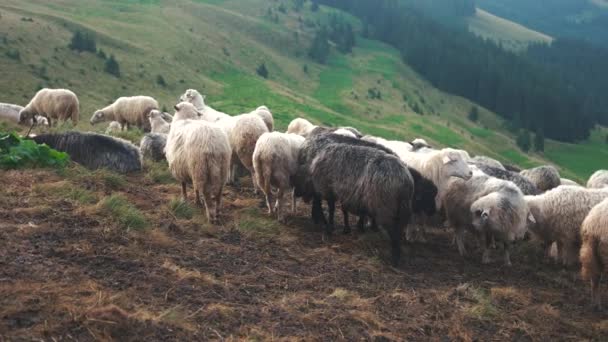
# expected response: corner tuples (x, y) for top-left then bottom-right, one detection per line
(442, 155), (452, 164)
(174, 104), (180, 111)
(528, 212), (536, 224)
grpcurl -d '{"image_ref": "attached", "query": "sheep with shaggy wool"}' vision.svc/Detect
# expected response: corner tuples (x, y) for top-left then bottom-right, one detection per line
(520, 165), (561, 192)
(526, 186), (608, 266)
(90, 96), (158, 131)
(472, 164), (539, 195)
(444, 175), (530, 265)
(253, 132), (305, 222)
(179, 89), (230, 122)
(19, 88), (79, 126)
(140, 133), (167, 162)
(229, 113), (269, 188)
(561, 178), (581, 187)
(587, 170), (608, 189)
(165, 102), (231, 223)
(105, 121), (122, 134)
(470, 155), (505, 170)
(148, 109), (171, 134)
(31, 131), (141, 173)
(254, 106), (274, 131)
(305, 139), (416, 266)
(287, 118), (317, 137)
(1, 103), (48, 127)
(579, 198), (608, 309)
(410, 138), (431, 151)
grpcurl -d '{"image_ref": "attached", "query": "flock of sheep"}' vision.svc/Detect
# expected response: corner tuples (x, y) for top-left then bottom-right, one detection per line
(2, 87), (608, 309)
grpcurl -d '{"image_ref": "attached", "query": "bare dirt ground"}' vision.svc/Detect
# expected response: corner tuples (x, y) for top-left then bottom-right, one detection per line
(1, 166), (607, 341)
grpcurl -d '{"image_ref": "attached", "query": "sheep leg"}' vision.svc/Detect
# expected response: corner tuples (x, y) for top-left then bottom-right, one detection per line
(291, 188), (297, 213)
(389, 218), (405, 267)
(262, 180), (273, 215)
(326, 198), (336, 235)
(342, 208), (351, 234)
(591, 276), (602, 310)
(311, 195), (326, 225)
(556, 240), (564, 265)
(369, 216), (379, 231)
(357, 214), (366, 232)
(251, 170), (259, 195)
(181, 182), (188, 202)
(481, 231), (492, 264)
(503, 241), (512, 267)
(201, 190), (217, 224)
(195, 190), (203, 208)
(276, 188), (286, 223)
(215, 185), (223, 217)
(455, 229), (467, 256)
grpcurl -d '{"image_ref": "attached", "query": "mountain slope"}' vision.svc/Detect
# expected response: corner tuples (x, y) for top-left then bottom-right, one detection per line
(0, 0), (602, 180)
(467, 8), (553, 51)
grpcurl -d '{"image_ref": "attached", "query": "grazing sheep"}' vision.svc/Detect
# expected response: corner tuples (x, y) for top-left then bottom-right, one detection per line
(470, 155), (505, 170)
(587, 170), (608, 189)
(472, 164), (540, 195)
(561, 178), (581, 187)
(287, 117), (317, 137)
(19, 88), (79, 126)
(165, 102), (231, 223)
(0, 102), (48, 127)
(445, 175), (530, 265)
(229, 113), (269, 188)
(179, 89), (230, 122)
(305, 139), (416, 266)
(400, 148), (473, 209)
(254, 106), (274, 131)
(91, 96), (158, 131)
(526, 186), (608, 266)
(253, 132), (305, 222)
(31, 131), (141, 173)
(140, 133), (167, 162)
(148, 109), (171, 134)
(105, 121), (122, 134)
(580, 198), (608, 309)
(520, 165), (561, 192)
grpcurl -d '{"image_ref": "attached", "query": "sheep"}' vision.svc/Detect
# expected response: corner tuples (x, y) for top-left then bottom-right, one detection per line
(179, 89), (230, 122)
(579, 198), (608, 309)
(470, 155), (505, 170)
(472, 163), (540, 195)
(526, 186), (608, 266)
(363, 135), (414, 161)
(305, 139), (416, 266)
(399, 147), (473, 210)
(19, 88), (79, 126)
(587, 170), (608, 189)
(252, 132), (305, 222)
(410, 138), (431, 150)
(332, 128), (357, 138)
(31, 131), (141, 173)
(254, 106), (274, 131)
(560, 178), (581, 187)
(287, 117), (317, 137)
(90, 96), (158, 131)
(503, 164), (522, 173)
(105, 121), (122, 134)
(520, 165), (561, 192)
(0, 102), (48, 127)
(165, 102), (231, 223)
(160, 112), (173, 123)
(148, 109), (171, 134)
(444, 175), (530, 266)
(140, 133), (167, 162)
(339, 126), (363, 138)
(229, 113), (269, 189)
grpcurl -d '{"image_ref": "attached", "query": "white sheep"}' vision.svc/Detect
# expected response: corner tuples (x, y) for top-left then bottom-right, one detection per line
(587, 170), (608, 189)
(445, 175), (530, 266)
(90, 96), (158, 131)
(332, 128), (357, 138)
(286, 117), (317, 137)
(165, 102), (231, 223)
(560, 178), (581, 187)
(520, 165), (561, 192)
(179, 89), (230, 122)
(526, 186), (608, 265)
(253, 132), (305, 222)
(229, 113), (269, 189)
(1, 103), (49, 127)
(148, 109), (171, 134)
(105, 121), (122, 134)
(580, 198), (608, 309)
(19, 88), (79, 126)
(254, 106), (274, 131)
(470, 155), (505, 170)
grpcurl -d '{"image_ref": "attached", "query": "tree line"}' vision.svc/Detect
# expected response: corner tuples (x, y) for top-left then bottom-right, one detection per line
(314, 0), (600, 142)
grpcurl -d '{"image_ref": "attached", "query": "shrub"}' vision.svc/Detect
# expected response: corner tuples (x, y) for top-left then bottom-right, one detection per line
(97, 49), (107, 59)
(303, 64), (308, 74)
(534, 129), (545, 152)
(468, 106), (479, 122)
(5, 49), (20, 61)
(311, 1), (319, 11)
(309, 27), (330, 64)
(516, 129), (531, 153)
(104, 54), (120, 77)
(156, 74), (167, 87)
(0, 132), (69, 169)
(99, 195), (147, 230)
(256, 62), (269, 79)
(69, 30), (96, 53)
(169, 198), (195, 219)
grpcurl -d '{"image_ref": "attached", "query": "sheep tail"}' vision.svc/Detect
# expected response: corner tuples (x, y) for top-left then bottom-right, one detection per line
(580, 234), (601, 282)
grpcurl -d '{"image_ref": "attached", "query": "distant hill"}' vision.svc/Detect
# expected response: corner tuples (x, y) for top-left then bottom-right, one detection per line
(477, 0), (608, 47)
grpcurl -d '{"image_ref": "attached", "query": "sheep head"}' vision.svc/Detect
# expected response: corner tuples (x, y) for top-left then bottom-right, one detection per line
(18, 108), (35, 124)
(173, 102), (201, 121)
(90, 111), (106, 125)
(441, 150), (473, 180)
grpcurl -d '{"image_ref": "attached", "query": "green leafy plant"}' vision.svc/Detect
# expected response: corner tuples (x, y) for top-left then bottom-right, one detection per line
(0, 132), (69, 169)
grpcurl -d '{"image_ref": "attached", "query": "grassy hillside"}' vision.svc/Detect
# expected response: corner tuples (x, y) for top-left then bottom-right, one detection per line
(0, 0), (603, 181)
(468, 8), (553, 51)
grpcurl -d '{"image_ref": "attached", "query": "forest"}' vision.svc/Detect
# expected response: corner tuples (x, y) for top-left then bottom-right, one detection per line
(314, 0), (607, 143)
